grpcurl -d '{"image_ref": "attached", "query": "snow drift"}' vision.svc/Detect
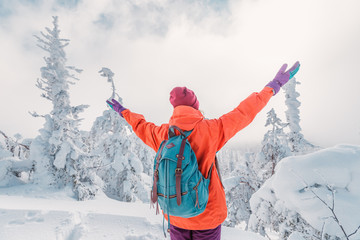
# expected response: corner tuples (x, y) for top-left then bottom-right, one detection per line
(250, 144), (360, 239)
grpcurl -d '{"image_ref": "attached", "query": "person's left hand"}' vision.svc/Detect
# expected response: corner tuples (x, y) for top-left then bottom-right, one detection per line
(266, 61), (300, 95)
(106, 99), (127, 117)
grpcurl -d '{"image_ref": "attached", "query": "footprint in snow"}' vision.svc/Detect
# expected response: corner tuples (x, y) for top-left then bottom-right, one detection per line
(7, 211), (44, 226)
(25, 210), (45, 223)
(8, 219), (26, 225)
(125, 233), (160, 240)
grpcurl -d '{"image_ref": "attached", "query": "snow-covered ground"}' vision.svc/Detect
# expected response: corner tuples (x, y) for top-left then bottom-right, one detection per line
(2, 144), (360, 239)
(0, 186), (266, 240)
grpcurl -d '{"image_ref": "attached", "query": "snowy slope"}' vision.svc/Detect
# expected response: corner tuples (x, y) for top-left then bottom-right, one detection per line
(0, 187), (266, 240)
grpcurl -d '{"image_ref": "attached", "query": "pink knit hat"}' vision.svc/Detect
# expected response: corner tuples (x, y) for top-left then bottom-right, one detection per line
(169, 87), (199, 110)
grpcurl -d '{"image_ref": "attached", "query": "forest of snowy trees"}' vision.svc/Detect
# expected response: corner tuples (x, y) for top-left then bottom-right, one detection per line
(2, 17), (358, 240)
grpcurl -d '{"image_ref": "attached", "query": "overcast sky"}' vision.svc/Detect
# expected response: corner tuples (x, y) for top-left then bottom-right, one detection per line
(1, 0), (360, 149)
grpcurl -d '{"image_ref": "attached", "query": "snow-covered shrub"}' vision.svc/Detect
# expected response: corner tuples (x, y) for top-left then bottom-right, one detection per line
(0, 131), (34, 186)
(0, 156), (35, 187)
(0, 131), (31, 160)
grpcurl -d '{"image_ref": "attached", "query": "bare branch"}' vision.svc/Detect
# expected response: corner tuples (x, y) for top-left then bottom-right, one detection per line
(320, 221), (325, 240)
(87, 160), (115, 170)
(348, 225), (360, 238)
(40, 93), (52, 101)
(0, 130), (8, 140)
(239, 178), (256, 192)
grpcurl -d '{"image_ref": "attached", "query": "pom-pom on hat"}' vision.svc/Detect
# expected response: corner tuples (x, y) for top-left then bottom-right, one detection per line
(169, 87), (199, 110)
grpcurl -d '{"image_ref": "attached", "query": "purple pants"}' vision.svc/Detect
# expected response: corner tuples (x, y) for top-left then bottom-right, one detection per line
(170, 224), (221, 240)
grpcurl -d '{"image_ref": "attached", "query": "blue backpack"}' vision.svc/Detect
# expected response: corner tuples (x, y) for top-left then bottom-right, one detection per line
(151, 125), (213, 232)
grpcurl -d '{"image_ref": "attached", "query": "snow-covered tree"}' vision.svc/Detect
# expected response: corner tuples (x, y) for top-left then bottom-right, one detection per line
(256, 108), (290, 182)
(29, 16), (100, 200)
(88, 68), (153, 202)
(283, 78), (315, 154)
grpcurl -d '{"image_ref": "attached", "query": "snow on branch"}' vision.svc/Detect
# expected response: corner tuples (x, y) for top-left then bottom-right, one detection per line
(66, 66), (83, 83)
(0, 130), (29, 151)
(99, 67), (121, 101)
(71, 105), (89, 119)
(29, 111), (43, 118)
(67, 66), (83, 74)
(34, 35), (51, 48)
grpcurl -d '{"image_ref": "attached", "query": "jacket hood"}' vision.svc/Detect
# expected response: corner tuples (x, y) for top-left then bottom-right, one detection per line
(169, 105), (204, 131)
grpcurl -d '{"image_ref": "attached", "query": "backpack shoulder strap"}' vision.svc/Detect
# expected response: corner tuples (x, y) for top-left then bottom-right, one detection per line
(168, 125), (184, 138)
(175, 137), (187, 206)
(168, 125), (193, 138)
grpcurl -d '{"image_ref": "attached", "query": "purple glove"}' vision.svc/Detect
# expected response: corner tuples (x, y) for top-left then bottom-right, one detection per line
(106, 99), (127, 117)
(266, 61), (300, 95)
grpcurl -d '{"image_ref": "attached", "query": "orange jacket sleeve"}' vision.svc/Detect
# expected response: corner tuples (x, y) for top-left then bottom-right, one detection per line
(122, 110), (169, 151)
(206, 87), (273, 151)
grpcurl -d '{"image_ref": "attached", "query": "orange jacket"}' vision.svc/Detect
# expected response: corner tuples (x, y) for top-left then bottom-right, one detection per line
(122, 87), (273, 230)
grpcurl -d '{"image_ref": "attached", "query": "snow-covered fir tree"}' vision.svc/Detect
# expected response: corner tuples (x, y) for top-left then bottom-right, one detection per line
(88, 68), (153, 202)
(256, 108), (290, 181)
(29, 17), (101, 200)
(283, 78), (315, 154)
